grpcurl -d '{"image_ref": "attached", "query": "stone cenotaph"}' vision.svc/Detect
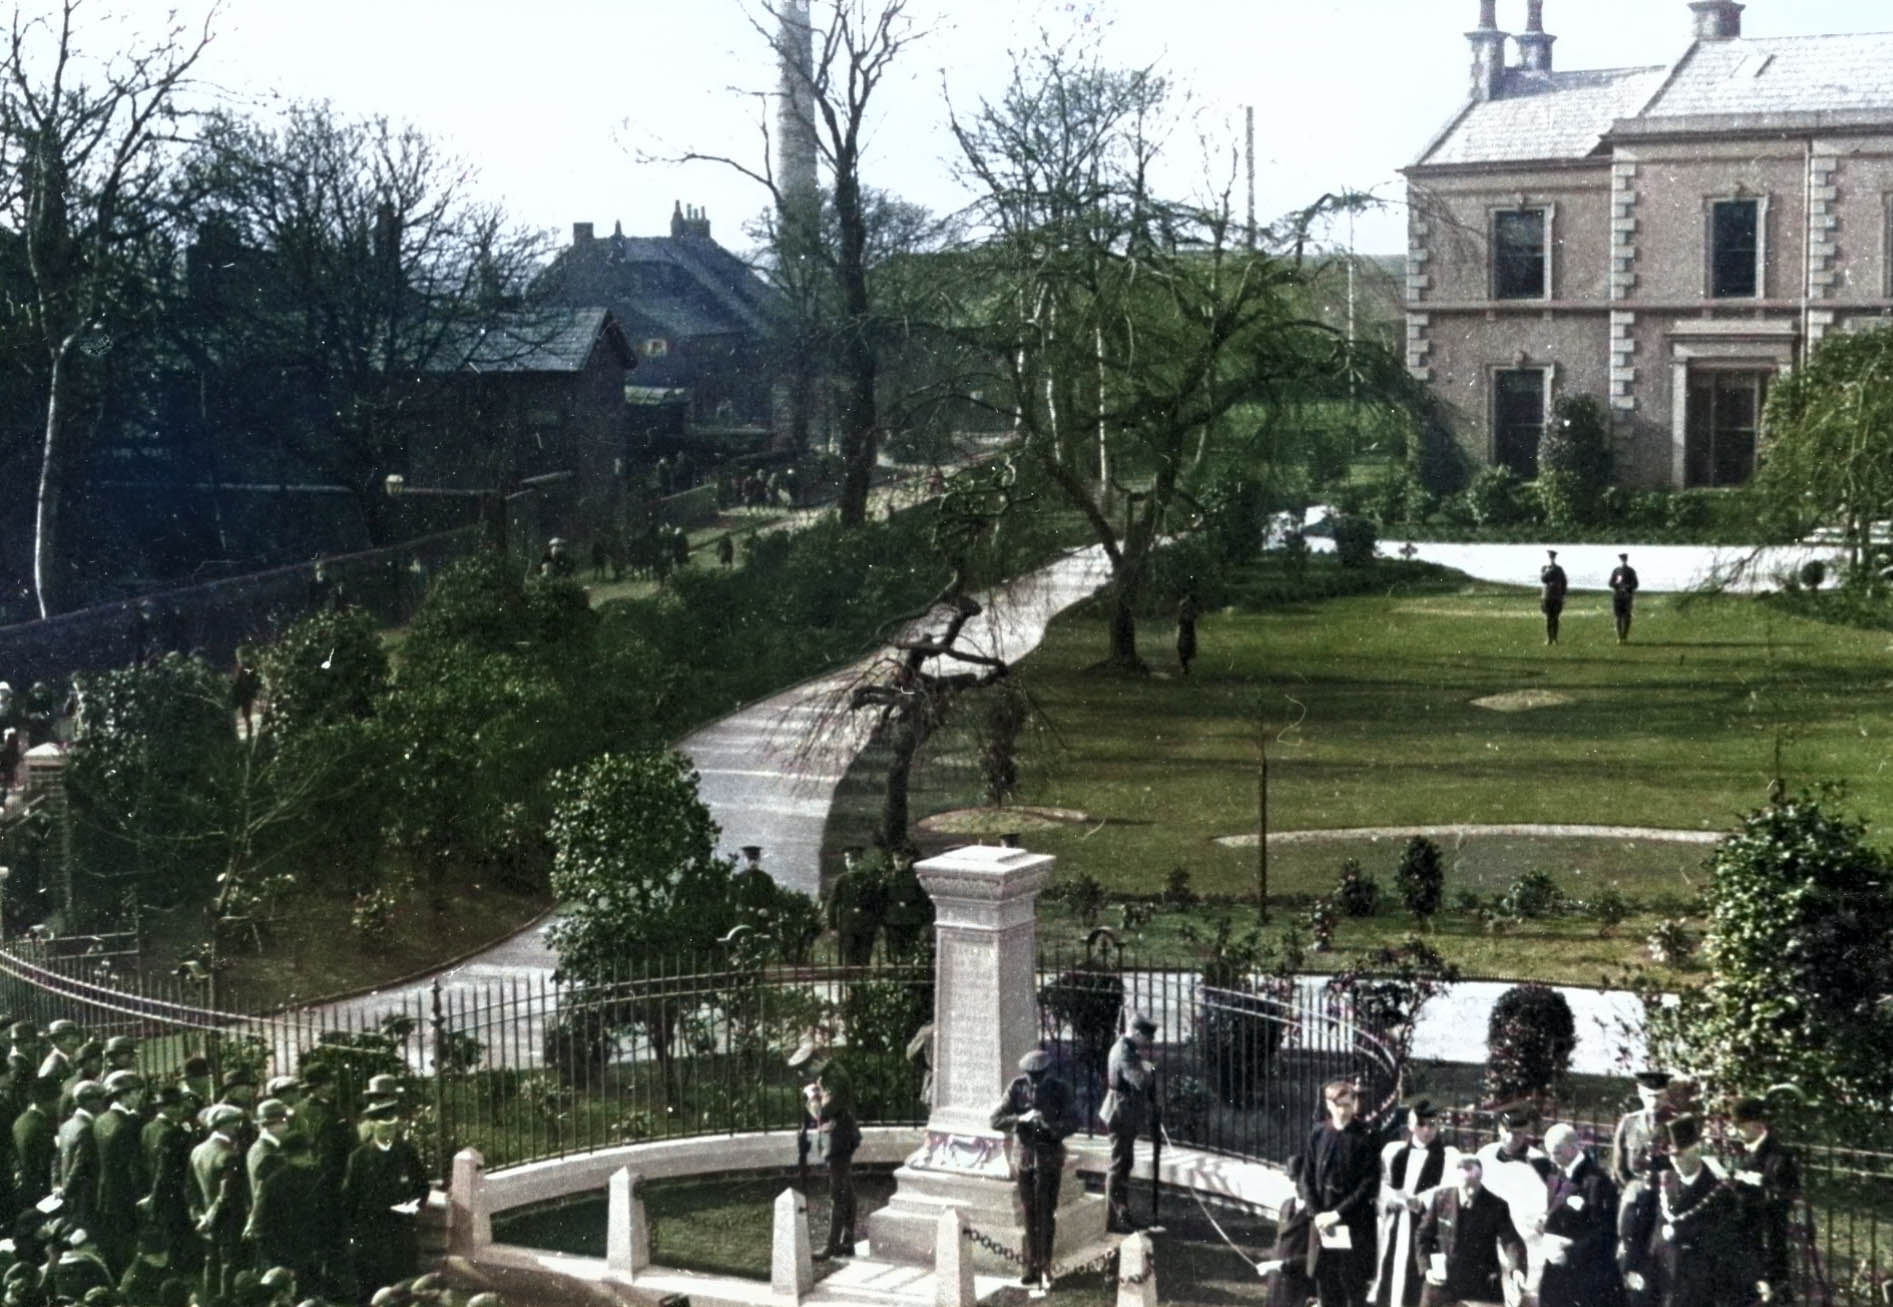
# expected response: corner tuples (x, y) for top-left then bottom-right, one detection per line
(866, 843), (1107, 1269)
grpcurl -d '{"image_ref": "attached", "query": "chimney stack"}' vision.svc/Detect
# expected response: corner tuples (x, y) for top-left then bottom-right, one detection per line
(1516, 1), (1555, 72)
(1467, 0), (1508, 103)
(1689, 1), (1744, 39)
(573, 222), (594, 245)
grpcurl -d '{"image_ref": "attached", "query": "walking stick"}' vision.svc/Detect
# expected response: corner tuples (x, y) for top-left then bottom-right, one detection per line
(1148, 1070), (1165, 1234)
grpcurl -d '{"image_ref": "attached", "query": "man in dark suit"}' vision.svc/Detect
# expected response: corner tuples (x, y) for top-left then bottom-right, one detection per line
(990, 1049), (1079, 1294)
(1537, 1122), (1621, 1307)
(11, 1074), (59, 1214)
(138, 1086), (198, 1278)
(1298, 1079), (1380, 1307)
(90, 1070), (147, 1279)
(190, 1102), (250, 1304)
(342, 1100), (430, 1299)
(1732, 1096), (1802, 1305)
(251, 1131), (323, 1285)
(293, 1062), (352, 1294)
(1416, 1156), (1526, 1306)
(53, 1079), (104, 1234)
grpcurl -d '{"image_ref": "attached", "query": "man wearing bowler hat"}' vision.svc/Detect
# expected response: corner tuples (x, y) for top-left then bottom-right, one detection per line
(991, 1048), (1078, 1295)
(91, 1069), (146, 1278)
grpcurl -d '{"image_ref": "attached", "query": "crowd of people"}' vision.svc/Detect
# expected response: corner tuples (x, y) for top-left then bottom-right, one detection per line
(0, 1018), (503, 1307)
(1270, 1071), (1802, 1307)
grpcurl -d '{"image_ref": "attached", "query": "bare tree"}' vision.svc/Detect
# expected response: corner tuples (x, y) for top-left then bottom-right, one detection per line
(0, 0), (216, 616)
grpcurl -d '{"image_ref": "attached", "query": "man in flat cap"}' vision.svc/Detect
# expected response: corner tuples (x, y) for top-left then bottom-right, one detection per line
(1613, 1070), (1670, 1306)
(191, 1102), (251, 1303)
(12, 1074), (59, 1214)
(991, 1048), (1078, 1295)
(139, 1085), (198, 1278)
(54, 1080), (105, 1235)
(1104, 1014), (1160, 1233)
(91, 1070), (146, 1278)
(1299, 1080), (1380, 1307)
(343, 1100), (429, 1298)
(1372, 1100), (1458, 1307)
(242, 1099), (294, 1243)
(1416, 1155), (1527, 1307)
(1731, 1097), (1802, 1305)
(37, 1021), (82, 1084)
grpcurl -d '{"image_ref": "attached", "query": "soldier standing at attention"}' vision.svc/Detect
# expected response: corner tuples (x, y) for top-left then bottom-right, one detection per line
(1609, 552), (1640, 644)
(991, 1049), (1079, 1297)
(1539, 550), (1568, 645)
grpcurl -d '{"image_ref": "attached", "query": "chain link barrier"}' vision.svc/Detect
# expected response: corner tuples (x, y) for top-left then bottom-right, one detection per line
(961, 1221), (1146, 1287)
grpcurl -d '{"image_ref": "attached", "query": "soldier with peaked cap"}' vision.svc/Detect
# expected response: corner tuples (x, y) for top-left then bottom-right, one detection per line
(991, 1049), (1079, 1294)
(342, 1100), (429, 1298)
(90, 1070), (146, 1278)
(191, 1102), (250, 1304)
(1103, 1014), (1160, 1234)
(12, 1075), (59, 1214)
(1539, 550), (1568, 645)
(54, 1080), (105, 1235)
(1613, 1070), (1671, 1306)
(1608, 552), (1640, 643)
(138, 1085), (198, 1278)
(1372, 1100), (1459, 1307)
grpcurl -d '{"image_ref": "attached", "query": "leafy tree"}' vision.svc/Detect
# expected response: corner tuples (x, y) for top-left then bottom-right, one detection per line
(1650, 788), (1893, 1117)
(1, 1), (215, 614)
(1326, 936), (1458, 1088)
(1536, 394), (1611, 528)
(1485, 982), (1576, 1104)
(1394, 836), (1445, 925)
(1756, 326), (1893, 580)
(544, 751), (740, 1099)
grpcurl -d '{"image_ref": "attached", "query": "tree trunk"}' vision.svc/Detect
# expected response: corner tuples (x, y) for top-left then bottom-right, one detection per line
(880, 719), (922, 856)
(1108, 587), (1143, 672)
(833, 155), (878, 528)
(32, 343), (78, 619)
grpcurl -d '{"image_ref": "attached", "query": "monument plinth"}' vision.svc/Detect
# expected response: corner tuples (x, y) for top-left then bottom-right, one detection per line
(866, 844), (1106, 1270)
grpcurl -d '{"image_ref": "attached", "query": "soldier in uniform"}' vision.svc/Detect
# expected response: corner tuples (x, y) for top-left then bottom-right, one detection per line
(1416, 1156), (1527, 1307)
(90, 1069), (147, 1279)
(341, 1101), (429, 1299)
(1608, 552), (1640, 644)
(1731, 1097), (1801, 1306)
(1103, 1014), (1159, 1234)
(1372, 1100), (1458, 1307)
(1611, 1070), (1670, 1306)
(53, 1079), (105, 1235)
(1536, 1122), (1620, 1307)
(879, 857), (933, 962)
(138, 1086), (199, 1279)
(1539, 550), (1569, 645)
(826, 856), (885, 968)
(1299, 1080), (1380, 1307)
(191, 1102), (251, 1303)
(990, 1049), (1079, 1295)
(12, 1076), (59, 1215)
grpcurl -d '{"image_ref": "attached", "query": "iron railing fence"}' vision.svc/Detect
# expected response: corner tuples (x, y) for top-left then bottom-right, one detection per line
(0, 938), (1890, 1302)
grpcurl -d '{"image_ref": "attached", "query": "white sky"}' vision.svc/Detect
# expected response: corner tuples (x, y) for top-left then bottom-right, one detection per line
(132, 0), (1893, 258)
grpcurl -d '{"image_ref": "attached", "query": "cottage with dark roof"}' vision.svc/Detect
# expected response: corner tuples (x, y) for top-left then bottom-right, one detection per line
(534, 208), (778, 431)
(1405, 1), (1893, 489)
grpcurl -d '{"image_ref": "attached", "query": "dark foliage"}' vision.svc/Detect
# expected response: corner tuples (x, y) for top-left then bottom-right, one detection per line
(1484, 982), (1576, 1103)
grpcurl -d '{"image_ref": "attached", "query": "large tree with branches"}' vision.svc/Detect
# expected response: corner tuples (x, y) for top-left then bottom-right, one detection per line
(0, 0), (215, 616)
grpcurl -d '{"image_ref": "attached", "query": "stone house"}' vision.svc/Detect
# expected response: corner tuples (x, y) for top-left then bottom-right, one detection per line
(1404, 1), (1893, 489)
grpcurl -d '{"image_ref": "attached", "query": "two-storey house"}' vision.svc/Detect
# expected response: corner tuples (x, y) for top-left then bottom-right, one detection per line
(1405, 0), (1893, 488)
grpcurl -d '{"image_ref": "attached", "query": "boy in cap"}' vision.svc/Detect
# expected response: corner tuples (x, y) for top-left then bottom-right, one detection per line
(1103, 1014), (1159, 1233)
(991, 1049), (1078, 1295)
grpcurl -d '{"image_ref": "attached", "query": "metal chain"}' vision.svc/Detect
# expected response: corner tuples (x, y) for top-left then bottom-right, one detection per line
(961, 1222), (1149, 1287)
(960, 1222), (1024, 1265)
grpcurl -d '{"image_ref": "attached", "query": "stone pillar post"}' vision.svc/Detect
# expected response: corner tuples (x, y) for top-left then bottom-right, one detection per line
(771, 1187), (813, 1300)
(934, 1207), (974, 1307)
(606, 1166), (648, 1279)
(867, 844), (1106, 1269)
(447, 1149), (490, 1254)
(21, 745), (70, 926)
(1116, 1231), (1157, 1307)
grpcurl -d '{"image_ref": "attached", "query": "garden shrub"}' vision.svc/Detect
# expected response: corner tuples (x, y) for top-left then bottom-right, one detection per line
(1485, 982), (1576, 1103)
(1585, 887), (1633, 936)
(1163, 867), (1198, 909)
(1331, 514), (1378, 568)
(1394, 836), (1445, 924)
(1334, 859), (1381, 917)
(1536, 394), (1612, 527)
(1497, 869), (1564, 919)
(1647, 918), (1697, 968)
(1466, 467), (1533, 527)
(1191, 919), (1295, 1108)
(1040, 965), (1125, 1090)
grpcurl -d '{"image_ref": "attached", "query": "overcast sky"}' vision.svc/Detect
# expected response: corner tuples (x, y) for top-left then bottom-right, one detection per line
(149, 0), (1893, 258)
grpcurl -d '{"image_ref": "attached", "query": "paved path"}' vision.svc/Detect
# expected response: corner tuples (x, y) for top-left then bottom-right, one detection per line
(1360, 537), (1846, 594)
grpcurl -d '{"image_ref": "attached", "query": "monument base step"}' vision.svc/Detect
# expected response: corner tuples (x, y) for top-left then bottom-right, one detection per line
(804, 1251), (1018, 1305)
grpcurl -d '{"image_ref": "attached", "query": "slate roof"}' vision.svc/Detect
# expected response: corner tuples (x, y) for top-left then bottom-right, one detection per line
(1412, 30), (1893, 169)
(535, 228), (776, 342)
(427, 307), (635, 375)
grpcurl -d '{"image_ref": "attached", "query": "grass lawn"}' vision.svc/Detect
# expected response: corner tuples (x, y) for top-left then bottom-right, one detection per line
(873, 557), (1893, 980)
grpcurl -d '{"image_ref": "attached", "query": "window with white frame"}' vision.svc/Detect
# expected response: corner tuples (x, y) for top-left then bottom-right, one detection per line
(1493, 208), (1549, 300)
(1709, 198), (1762, 299)
(1493, 368), (1547, 476)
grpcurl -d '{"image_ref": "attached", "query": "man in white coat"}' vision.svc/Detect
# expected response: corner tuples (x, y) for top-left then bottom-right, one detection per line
(1474, 1105), (1552, 1307)
(1371, 1100), (1459, 1307)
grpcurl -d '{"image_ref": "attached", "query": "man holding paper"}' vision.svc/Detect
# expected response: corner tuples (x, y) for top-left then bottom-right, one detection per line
(1298, 1080), (1380, 1307)
(1537, 1122), (1621, 1307)
(1416, 1156), (1526, 1306)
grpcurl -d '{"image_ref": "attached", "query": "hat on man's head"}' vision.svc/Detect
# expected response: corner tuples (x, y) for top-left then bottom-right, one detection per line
(150, 1085), (184, 1109)
(265, 1075), (300, 1097)
(6, 1022), (35, 1043)
(100, 1070), (142, 1096)
(255, 1098), (291, 1125)
(1130, 1014), (1158, 1037)
(181, 1056), (212, 1079)
(1732, 1096), (1771, 1124)
(362, 1100), (402, 1122)
(220, 1066), (257, 1090)
(1619, 552), (1630, 560)
(1634, 1069), (1671, 1090)
(1546, 549), (1558, 559)
(1666, 1115), (1702, 1150)
(1406, 1098), (1440, 1122)
(45, 1020), (79, 1039)
(1498, 1104), (1538, 1130)
(206, 1104), (245, 1130)
(365, 1073), (403, 1097)
(102, 1036), (136, 1057)
(297, 1063), (333, 1087)
(74, 1040), (103, 1062)
(1018, 1049), (1052, 1074)
(69, 1080), (105, 1105)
